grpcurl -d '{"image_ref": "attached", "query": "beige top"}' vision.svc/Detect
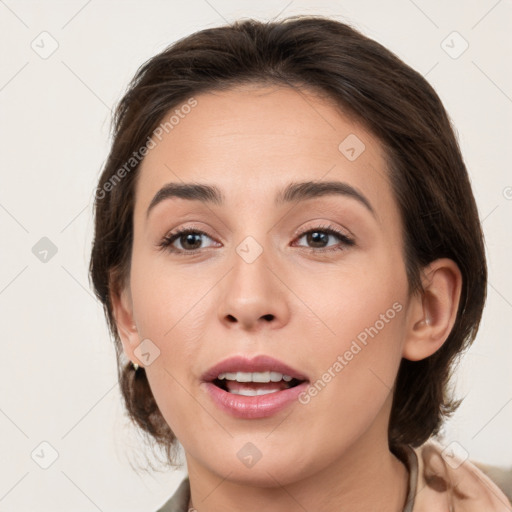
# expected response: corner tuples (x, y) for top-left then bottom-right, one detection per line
(156, 440), (512, 511)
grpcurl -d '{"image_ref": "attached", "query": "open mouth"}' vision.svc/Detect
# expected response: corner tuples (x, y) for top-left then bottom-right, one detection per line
(212, 372), (307, 396)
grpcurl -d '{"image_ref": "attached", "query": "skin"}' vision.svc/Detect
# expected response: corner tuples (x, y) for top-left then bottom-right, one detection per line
(111, 85), (462, 512)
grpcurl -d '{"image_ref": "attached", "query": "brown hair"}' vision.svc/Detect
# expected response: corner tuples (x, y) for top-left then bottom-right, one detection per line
(89, 14), (487, 466)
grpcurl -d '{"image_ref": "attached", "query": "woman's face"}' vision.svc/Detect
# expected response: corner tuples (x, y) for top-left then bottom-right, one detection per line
(121, 85), (415, 485)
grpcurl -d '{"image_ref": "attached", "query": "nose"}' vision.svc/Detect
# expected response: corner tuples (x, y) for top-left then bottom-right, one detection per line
(217, 241), (291, 332)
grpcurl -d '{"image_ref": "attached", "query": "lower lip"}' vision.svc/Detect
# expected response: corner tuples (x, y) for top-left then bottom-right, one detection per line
(202, 381), (309, 419)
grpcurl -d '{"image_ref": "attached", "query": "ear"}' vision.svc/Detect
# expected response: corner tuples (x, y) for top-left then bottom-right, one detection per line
(110, 281), (141, 367)
(402, 258), (462, 361)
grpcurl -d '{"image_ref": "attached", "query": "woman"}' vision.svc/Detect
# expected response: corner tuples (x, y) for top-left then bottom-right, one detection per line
(89, 15), (511, 511)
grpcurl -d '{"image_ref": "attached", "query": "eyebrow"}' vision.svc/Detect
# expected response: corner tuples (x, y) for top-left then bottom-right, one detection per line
(146, 180), (376, 220)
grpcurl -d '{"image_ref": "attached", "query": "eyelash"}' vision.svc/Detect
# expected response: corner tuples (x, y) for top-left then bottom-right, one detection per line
(157, 224), (355, 256)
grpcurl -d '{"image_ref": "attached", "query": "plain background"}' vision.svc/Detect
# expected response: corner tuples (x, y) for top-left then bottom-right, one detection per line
(1, 1), (511, 510)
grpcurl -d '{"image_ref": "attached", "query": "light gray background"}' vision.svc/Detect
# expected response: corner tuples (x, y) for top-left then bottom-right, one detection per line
(1, 1), (511, 510)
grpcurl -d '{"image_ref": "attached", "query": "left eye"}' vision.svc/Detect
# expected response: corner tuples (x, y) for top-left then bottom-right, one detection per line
(293, 226), (355, 251)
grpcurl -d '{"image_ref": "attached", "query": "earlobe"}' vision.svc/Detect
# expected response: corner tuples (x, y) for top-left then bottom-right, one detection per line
(110, 284), (140, 363)
(402, 258), (462, 361)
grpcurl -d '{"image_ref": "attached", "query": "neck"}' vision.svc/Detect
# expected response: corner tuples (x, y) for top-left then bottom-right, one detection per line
(186, 421), (410, 512)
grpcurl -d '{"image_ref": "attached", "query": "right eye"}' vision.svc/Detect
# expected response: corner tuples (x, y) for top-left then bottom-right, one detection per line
(157, 228), (220, 254)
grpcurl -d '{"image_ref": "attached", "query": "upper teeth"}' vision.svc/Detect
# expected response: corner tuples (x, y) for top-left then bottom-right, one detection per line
(217, 371), (293, 383)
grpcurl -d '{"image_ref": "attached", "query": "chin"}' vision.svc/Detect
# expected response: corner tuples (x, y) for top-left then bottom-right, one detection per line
(200, 447), (312, 488)
(219, 463), (306, 488)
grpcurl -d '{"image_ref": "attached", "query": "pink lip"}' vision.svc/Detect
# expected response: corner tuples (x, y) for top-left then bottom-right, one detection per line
(200, 354), (310, 419)
(202, 380), (309, 419)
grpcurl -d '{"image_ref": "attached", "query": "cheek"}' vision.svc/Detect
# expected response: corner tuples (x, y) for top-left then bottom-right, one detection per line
(129, 247), (212, 341)
(291, 255), (408, 422)
(128, 252), (217, 434)
(293, 253), (407, 359)
(289, 304), (406, 476)
(300, 291), (406, 409)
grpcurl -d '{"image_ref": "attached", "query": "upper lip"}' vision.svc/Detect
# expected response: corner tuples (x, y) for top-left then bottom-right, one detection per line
(201, 355), (309, 382)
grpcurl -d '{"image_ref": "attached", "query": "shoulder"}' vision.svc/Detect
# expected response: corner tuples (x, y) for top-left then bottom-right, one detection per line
(154, 446), (512, 512)
(155, 476), (190, 512)
(410, 439), (512, 511)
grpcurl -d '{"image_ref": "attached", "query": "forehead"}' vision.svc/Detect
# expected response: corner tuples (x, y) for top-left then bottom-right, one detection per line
(135, 85), (395, 222)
